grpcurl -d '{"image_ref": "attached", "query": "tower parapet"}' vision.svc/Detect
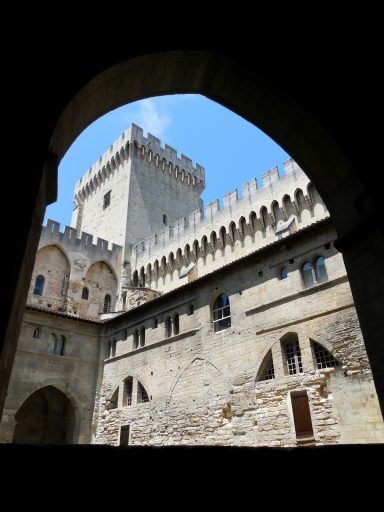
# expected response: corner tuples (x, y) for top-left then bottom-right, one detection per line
(73, 123), (205, 205)
(131, 160), (326, 270)
(41, 220), (122, 264)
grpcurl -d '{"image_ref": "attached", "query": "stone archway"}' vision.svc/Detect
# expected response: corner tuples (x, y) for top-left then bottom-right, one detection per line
(1, 50), (383, 419)
(13, 386), (75, 444)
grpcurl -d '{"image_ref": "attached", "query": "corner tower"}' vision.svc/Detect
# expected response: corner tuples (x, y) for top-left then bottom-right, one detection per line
(71, 124), (205, 260)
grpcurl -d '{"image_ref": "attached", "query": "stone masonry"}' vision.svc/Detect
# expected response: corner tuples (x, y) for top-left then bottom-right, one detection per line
(0, 124), (383, 446)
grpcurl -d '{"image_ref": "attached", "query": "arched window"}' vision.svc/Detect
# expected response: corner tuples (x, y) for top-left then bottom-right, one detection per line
(302, 262), (314, 288)
(32, 327), (40, 339)
(201, 236), (208, 256)
(229, 222), (236, 242)
(315, 256), (328, 283)
(132, 270), (139, 287)
(137, 382), (149, 403)
(260, 206), (268, 228)
(257, 350), (275, 381)
(280, 267), (288, 280)
(239, 216), (247, 238)
(165, 317), (172, 338)
(219, 226), (226, 247)
(140, 327), (145, 347)
(249, 211), (257, 232)
(312, 341), (340, 369)
(212, 293), (231, 332)
(173, 313), (179, 335)
(81, 287), (89, 300)
(33, 275), (44, 296)
(163, 214), (167, 226)
(133, 329), (139, 349)
(103, 294), (111, 313)
(192, 240), (199, 261)
(302, 257), (327, 288)
(139, 267), (145, 287)
(282, 334), (303, 375)
(108, 388), (118, 410)
(210, 231), (217, 251)
(123, 377), (133, 406)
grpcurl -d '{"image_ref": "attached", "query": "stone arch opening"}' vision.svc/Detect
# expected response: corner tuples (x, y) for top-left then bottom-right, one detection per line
(2, 49), (383, 418)
(13, 386), (75, 444)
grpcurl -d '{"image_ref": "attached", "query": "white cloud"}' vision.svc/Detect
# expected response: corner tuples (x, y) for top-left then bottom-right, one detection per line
(131, 98), (172, 137)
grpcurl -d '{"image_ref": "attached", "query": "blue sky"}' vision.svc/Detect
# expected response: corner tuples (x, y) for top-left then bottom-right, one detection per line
(45, 95), (290, 227)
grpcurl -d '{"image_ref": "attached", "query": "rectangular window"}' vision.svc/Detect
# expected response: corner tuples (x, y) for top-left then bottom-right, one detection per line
(120, 425), (130, 446)
(103, 191), (111, 209)
(213, 305), (231, 332)
(291, 391), (314, 439)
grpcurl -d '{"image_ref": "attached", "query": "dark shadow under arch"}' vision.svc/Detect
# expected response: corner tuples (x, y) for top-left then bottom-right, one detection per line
(13, 386), (75, 445)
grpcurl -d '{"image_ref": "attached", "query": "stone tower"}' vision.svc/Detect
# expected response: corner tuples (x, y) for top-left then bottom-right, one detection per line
(71, 123), (205, 262)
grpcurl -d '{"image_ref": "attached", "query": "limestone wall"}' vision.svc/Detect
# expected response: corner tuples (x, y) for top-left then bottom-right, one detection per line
(0, 309), (102, 444)
(95, 222), (384, 446)
(131, 160), (328, 294)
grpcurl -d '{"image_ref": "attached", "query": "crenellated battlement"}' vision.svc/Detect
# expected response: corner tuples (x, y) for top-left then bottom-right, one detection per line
(73, 123), (205, 204)
(40, 220), (122, 263)
(131, 159), (327, 270)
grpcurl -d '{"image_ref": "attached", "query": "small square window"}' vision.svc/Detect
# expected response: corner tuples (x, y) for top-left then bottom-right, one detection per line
(103, 191), (111, 209)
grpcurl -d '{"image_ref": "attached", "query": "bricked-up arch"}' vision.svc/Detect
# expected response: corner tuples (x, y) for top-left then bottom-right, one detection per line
(84, 261), (117, 316)
(13, 386), (75, 444)
(2, 50), (384, 418)
(170, 357), (232, 406)
(30, 245), (70, 303)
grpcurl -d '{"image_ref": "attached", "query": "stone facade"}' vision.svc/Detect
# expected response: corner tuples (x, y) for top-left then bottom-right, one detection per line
(1, 124), (383, 446)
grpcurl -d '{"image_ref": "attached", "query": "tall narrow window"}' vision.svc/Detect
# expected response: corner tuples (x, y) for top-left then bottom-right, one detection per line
(81, 287), (89, 300)
(32, 327), (40, 339)
(33, 275), (44, 296)
(123, 377), (133, 406)
(111, 340), (116, 357)
(302, 262), (314, 288)
(140, 327), (145, 347)
(212, 293), (231, 332)
(103, 190), (111, 209)
(163, 214), (167, 226)
(291, 391), (314, 439)
(315, 256), (328, 283)
(137, 382), (149, 403)
(120, 425), (130, 446)
(122, 292), (127, 308)
(133, 329), (139, 349)
(283, 336), (303, 375)
(280, 267), (288, 280)
(173, 313), (179, 335)
(165, 317), (172, 338)
(103, 294), (111, 313)
(47, 333), (57, 354)
(56, 335), (65, 356)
